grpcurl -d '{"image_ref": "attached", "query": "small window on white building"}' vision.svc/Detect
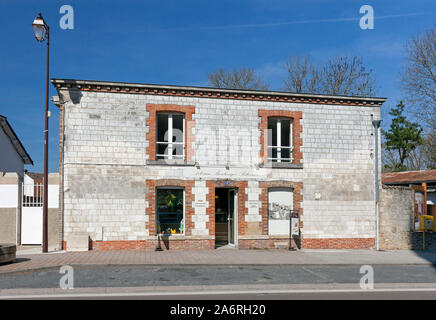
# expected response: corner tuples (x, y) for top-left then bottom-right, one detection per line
(156, 188), (184, 235)
(268, 117), (293, 162)
(268, 188), (293, 235)
(156, 113), (184, 160)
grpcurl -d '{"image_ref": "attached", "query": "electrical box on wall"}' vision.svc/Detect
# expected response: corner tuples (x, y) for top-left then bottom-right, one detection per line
(419, 215), (434, 231)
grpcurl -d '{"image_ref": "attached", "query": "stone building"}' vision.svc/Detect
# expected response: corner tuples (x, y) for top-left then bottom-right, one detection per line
(51, 78), (385, 251)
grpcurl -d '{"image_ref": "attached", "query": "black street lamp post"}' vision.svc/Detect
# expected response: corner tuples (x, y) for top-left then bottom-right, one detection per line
(32, 12), (50, 253)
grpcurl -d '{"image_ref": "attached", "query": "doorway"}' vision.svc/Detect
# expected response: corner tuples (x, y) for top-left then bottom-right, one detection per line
(215, 188), (237, 248)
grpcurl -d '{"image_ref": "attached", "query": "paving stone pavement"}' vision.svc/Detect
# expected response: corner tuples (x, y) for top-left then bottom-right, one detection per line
(1, 249), (436, 274)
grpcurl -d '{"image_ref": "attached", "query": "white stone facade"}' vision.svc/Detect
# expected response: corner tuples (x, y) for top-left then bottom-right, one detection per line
(54, 80), (383, 249)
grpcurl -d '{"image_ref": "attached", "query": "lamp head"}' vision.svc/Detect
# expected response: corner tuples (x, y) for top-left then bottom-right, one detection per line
(32, 12), (48, 42)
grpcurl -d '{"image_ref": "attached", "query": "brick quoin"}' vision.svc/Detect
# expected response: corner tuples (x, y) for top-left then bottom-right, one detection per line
(206, 180), (248, 237)
(146, 179), (195, 237)
(258, 181), (303, 236)
(236, 181), (303, 250)
(258, 109), (303, 165)
(205, 181), (215, 237)
(146, 104), (195, 161)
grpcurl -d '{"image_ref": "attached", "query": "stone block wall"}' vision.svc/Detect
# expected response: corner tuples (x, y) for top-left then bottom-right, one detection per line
(380, 185), (436, 250)
(56, 85), (380, 250)
(379, 185), (414, 250)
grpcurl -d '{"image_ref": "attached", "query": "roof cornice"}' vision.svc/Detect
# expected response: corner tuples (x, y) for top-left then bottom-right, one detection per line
(51, 78), (386, 107)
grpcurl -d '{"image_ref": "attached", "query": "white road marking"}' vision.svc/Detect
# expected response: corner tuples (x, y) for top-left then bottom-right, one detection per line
(2, 287), (436, 299)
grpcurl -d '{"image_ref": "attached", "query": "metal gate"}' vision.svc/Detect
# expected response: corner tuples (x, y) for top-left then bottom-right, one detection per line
(21, 183), (43, 244)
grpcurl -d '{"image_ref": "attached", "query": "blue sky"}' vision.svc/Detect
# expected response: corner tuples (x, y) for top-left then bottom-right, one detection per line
(1, 0), (435, 172)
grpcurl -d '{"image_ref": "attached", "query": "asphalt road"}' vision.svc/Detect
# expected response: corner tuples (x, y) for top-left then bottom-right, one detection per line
(1, 264), (436, 289)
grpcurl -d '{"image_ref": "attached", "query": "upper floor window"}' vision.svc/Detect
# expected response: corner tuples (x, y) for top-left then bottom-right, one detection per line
(268, 117), (293, 163)
(156, 112), (184, 160)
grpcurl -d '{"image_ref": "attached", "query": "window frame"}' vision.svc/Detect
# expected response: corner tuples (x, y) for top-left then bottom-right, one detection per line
(267, 117), (293, 163)
(155, 186), (185, 236)
(156, 112), (185, 160)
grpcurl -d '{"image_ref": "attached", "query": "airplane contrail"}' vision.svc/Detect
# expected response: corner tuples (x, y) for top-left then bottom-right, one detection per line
(181, 11), (436, 31)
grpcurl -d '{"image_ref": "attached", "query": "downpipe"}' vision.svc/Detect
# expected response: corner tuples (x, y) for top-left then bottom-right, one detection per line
(372, 117), (381, 251)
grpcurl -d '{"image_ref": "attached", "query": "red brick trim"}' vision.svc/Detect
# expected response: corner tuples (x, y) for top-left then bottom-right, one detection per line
(146, 179), (195, 236)
(146, 104), (195, 161)
(63, 238), (374, 251)
(258, 110), (303, 165)
(302, 238), (375, 249)
(64, 239), (214, 251)
(238, 238), (299, 250)
(205, 181), (215, 236)
(92, 240), (146, 250)
(142, 239), (213, 251)
(206, 180), (248, 237)
(259, 181), (303, 236)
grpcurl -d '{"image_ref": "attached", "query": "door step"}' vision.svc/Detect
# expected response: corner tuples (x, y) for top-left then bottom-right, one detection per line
(216, 244), (236, 250)
(274, 241), (289, 249)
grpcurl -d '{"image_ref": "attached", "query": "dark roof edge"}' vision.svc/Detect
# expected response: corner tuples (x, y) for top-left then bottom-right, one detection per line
(51, 78), (387, 106)
(383, 180), (436, 185)
(0, 115), (33, 165)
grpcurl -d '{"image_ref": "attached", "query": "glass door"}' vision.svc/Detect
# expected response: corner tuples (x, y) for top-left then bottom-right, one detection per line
(228, 189), (235, 245)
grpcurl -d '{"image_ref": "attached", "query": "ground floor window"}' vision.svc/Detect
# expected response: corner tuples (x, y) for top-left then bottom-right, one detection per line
(156, 188), (184, 235)
(268, 187), (293, 235)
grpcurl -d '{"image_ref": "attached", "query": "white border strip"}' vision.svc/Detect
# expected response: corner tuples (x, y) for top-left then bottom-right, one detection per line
(3, 287), (436, 299)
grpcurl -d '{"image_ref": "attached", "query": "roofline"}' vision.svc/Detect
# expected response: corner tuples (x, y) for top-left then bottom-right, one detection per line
(382, 170), (436, 185)
(383, 181), (436, 185)
(382, 170), (435, 174)
(0, 115), (33, 165)
(51, 78), (387, 107)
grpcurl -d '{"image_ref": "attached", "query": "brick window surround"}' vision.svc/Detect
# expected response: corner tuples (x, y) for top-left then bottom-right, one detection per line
(146, 104), (195, 161)
(258, 110), (302, 165)
(258, 181), (303, 236)
(146, 179), (195, 236)
(205, 180), (248, 237)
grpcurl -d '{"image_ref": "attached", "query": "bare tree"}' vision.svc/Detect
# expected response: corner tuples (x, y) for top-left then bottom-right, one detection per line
(382, 144), (399, 173)
(381, 101), (435, 171)
(320, 56), (377, 97)
(401, 26), (436, 169)
(207, 67), (269, 90)
(283, 55), (377, 97)
(405, 136), (436, 170)
(283, 54), (320, 93)
(401, 26), (436, 129)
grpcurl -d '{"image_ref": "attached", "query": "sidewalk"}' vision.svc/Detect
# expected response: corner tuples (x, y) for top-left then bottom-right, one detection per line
(1, 248), (436, 274)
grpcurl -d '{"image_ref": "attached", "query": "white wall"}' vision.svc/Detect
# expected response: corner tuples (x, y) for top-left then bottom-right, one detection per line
(48, 184), (59, 208)
(0, 127), (25, 177)
(0, 185), (19, 207)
